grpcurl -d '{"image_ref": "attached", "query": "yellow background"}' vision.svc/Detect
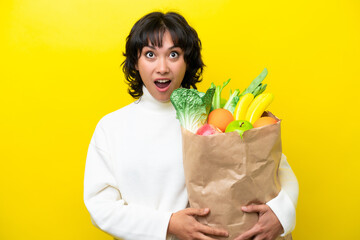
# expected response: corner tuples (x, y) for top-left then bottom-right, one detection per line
(1, 0), (359, 239)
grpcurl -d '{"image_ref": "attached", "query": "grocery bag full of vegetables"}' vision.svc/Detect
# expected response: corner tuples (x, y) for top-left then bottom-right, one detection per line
(170, 69), (292, 240)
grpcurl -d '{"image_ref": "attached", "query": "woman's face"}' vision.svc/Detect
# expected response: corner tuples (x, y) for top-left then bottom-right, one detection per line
(136, 31), (187, 102)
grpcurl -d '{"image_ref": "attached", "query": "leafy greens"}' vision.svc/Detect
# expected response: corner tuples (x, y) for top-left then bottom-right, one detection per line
(170, 87), (215, 133)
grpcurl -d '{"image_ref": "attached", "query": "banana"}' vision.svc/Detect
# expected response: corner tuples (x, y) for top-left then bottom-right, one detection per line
(245, 93), (274, 124)
(234, 93), (254, 120)
(245, 93), (267, 121)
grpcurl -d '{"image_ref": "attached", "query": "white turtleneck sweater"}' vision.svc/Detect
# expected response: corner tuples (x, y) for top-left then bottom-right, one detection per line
(83, 87), (299, 240)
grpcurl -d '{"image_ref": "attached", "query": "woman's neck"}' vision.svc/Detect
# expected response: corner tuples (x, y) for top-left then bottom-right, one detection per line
(136, 86), (175, 114)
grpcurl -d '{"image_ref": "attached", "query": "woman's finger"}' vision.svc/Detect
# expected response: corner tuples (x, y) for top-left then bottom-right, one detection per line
(195, 232), (223, 240)
(197, 223), (229, 237)
(241, 204), (267, 213)
(253, 234), (266, 240)
(185, 207), (210, 216)
(234, 224), (262, 240)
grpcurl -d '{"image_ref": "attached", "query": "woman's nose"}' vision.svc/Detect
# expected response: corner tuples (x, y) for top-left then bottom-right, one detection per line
(156, 58), (169, 74)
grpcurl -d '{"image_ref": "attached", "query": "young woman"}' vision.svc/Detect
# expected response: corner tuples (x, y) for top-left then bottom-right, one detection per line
(84, 12), (299, 240)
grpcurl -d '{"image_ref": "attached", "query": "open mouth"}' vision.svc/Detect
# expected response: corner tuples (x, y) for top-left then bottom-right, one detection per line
(154, 79), (171, 89)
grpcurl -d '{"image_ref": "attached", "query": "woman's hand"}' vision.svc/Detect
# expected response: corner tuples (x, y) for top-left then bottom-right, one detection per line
(168, 208), (229, 240)
(234, 204), (283, 240)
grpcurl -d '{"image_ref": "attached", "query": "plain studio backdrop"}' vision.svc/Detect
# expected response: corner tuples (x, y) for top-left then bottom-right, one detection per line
(1, 0), (359, 239)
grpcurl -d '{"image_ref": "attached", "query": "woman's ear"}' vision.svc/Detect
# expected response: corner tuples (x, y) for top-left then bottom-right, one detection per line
(135, 64), (138, 71)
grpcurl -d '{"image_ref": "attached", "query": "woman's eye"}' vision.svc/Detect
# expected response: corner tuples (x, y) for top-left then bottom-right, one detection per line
(145, 52), (155, 58)
(169, 51), (179, 58)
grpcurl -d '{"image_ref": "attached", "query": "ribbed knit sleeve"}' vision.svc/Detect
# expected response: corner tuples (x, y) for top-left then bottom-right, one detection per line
(266, 154), (299, 236)
(83, 121), (173, 240)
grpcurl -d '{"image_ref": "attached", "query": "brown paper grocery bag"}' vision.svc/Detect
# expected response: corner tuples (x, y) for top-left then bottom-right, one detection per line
(181, 112), (292, 240)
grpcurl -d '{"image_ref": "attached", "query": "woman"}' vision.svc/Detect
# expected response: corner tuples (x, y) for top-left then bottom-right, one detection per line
(84, 11), (299, 240)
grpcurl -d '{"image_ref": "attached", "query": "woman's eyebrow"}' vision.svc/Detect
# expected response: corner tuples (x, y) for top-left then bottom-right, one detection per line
(169, 45), (181, 50)
(143, 45), (181, 50)
(144, 45), (156, 49)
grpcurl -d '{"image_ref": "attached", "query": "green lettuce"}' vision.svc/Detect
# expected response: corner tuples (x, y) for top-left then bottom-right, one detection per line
(170, 87), (215, 133)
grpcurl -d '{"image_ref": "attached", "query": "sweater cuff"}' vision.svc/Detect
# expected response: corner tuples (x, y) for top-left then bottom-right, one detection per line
(125, 203), (174, 240)
(266, 189), (296, 236)
(160, 211), (173, 240)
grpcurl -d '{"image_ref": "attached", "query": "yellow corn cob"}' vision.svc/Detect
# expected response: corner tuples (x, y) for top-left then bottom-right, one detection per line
(245, 93), (274, 124)
(234, 93), (254, 120)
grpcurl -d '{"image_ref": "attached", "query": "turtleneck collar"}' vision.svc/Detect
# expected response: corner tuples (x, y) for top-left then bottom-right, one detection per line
(135, 86), (175, 114)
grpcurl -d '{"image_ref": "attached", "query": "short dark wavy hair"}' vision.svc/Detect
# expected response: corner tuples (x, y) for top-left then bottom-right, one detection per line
(121, 11), (205, 99)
